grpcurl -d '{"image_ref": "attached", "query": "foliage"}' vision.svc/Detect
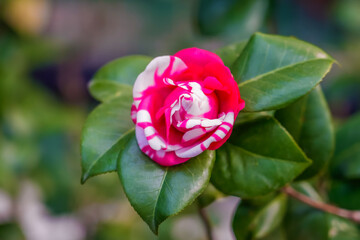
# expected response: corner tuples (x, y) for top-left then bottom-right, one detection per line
(81, 32), (339, 236)
(2, 0), (360, 239)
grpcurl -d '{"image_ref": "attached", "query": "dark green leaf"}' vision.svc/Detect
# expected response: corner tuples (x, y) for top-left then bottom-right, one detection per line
(0, 223), (25, 240)
(215, 41), (247, 67)
(275, 86), (334, 179)
(328, 180), (360, 210)
(235, 111), (274, 125)
(89, 55), (151, 102)
(286, 191), (359, 240)
(257, 227), (287, 240)
(118, 135), (215, 234)
(286, 211), (360, 240)
(233, 194), (287, 240)
(286, 183), (360, 240)
(212, 116), (311, 198)
(323, 74), (360, 117)
(252, 194), (287, 239)
(81, 95), (134, 183)
(331, 113), (360, 179)
(233, 33), (334, 112)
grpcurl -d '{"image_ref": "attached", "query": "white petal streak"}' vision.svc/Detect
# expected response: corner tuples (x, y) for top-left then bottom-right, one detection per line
(133, 56), (187, 99)
(223, 112), (234, 124)
(170, 58), (187, 75)
(135, 126), (149, 149)
(200, 119), (222, 127)
(185, 119), (202, 129)
(175, 112), (235, 158)
(137, 110), (152, 123)
(144, 126), (156, 137)
(182, 128), (206, 142)
(148, 136), (166, 151)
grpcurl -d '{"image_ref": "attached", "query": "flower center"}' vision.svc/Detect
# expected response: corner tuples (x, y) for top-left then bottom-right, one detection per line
(168, 82), (218, 128)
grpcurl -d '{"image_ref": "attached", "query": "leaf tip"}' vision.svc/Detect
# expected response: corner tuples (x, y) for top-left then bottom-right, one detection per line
(81, 173), (89, 184)
(148, 224), (159, 236)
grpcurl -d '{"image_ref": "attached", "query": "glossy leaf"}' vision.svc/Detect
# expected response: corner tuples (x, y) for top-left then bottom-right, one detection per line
(233, 194), (287, 240)
(89, 55), (151, 102)
(81, 95), (134, 183)
(233, 33), (334, 112)
(275, 86), (334, 179)
(215, 41), (247, 67)
(211, 116), (311, 198)
(118, 135), (215, 234)
(331, 113), (360, 179)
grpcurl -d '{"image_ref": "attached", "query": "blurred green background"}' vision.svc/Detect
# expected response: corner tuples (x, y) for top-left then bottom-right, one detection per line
(0, 0), (360, 239)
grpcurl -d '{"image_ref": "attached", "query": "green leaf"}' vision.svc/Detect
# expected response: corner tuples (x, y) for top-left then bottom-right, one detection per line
(291, 182), (323, 202)
(331, 113), (360, 179)
(233, 194), (288, 240)
(0, 223), (25, 240)
(211, 116), (311, 198)
(215, 41), (247, 67)
(197, 184), (225, 208)
(334, 0), (360, 34)
(328, 180), (360, 210)
(81, 95), (134, 183)
(89, 55), (152, 102)
(233, 32), (334, 112)
(257, 227), (287, 240)
(235, 111), (274, 125)
(118, 135), (215, 234)
(286, 211), (360, 240)
(286, 183), (360, 240)
(286, 186), (359, 240)
(275, 86), (334, 179)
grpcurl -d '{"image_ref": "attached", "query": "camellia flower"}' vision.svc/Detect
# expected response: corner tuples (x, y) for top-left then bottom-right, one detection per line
(131, 48), (245, 166)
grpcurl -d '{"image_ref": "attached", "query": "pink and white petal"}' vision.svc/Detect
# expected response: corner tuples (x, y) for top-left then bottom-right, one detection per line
(152, 150), (189, 166)
(136, 126), (189, 166)
(208, 112), (236, 150)
(133, 56), (187, 108)
(135, 125), (150, 150)
(177, 118), (202, 129)
(136, 108), (167, 151)
(176, 113), (224, 131)
(200, 119), (223, 128)
(131, 103), (138, 124)
(181, 128), (206, 144)
(175, 112), (235, 158)
(174, 48), (224, 68)
(136, 109), (152, 125)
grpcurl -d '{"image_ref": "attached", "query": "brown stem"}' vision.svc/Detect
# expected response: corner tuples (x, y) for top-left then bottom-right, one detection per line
(198, 207), (214, 240)
(283, 185), (360, 223)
